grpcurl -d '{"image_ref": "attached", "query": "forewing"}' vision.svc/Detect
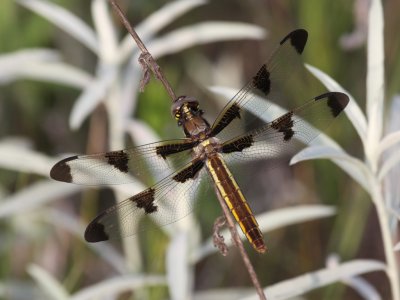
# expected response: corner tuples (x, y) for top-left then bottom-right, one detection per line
(84, 159), (207, 242)
(221, 92), (349, 164)
(50, 139), (197, 185)
(210, 29), (325, 142)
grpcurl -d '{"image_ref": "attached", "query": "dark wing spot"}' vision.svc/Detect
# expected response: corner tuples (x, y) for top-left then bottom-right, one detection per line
(156, 141), (196, 159)
(130, 188), (157, 214)
(105, 150), (129, 173)
(252, 64), (271, 95)
(173, 160), (204, 183)
(210, 104), (241, 136)
(50, 155), (77, 183)
(271, 112), (294, 141)
(280, 29), (308, 54)
(84, 217), (109, 242)
(221, 135), (254, 153)
(315, 92), (350, 117)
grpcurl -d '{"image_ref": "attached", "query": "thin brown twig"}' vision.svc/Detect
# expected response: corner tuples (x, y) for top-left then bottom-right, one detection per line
(108, 1), (267, 299)
(109, 0), (176, 101)
(213, 187), (267, 300)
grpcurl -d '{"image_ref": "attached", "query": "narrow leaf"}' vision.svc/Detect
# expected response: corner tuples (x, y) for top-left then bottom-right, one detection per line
(69, 65), (117, 129)
(17, 0), (98, 53)
(91, 0), (118, 62)
(27, 264), (69, 300)
(119, 0), (207, 60)
(0, 140), (55, 176)
(147, 22), (265, 58)
(378, 130), (400, 157)
(378, 150), (400, 181)
(366, 0), (385, 163)
(243, 260), (385, 300)
(291, 146), (370, 192)
(70, 275), (166, 300)
(0, 180), (81, 218)
(167, 233), (191, 300)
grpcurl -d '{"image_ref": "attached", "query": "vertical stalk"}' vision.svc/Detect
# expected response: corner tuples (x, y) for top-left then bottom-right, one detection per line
(371, 177), (400, 300)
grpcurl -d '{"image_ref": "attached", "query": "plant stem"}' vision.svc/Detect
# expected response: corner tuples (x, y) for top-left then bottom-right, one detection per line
(371, 177), (400, 300)
(109, 0), (176, 101)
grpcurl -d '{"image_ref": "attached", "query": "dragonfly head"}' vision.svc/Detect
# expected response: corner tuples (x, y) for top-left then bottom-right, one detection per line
(172, 96), (210, 138)
(172, 96), (203, 126)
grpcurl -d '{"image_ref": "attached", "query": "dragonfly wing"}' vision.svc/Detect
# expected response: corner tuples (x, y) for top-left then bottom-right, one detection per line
(84, 158), (207, 242)
(220, 92), (349, 164)
(50, 139), (197, 185)
(210, 29), (322, 142)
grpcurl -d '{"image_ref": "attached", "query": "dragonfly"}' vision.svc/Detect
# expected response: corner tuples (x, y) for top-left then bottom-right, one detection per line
(50, 29), (349, 253)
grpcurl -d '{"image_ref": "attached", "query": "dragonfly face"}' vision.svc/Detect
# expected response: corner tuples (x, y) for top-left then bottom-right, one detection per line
(172, 95), (211, 140)
(50, 29), (349, 253)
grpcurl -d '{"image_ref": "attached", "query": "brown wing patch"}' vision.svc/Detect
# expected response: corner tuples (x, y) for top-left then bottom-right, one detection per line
(50, 155), (76, 183)
(271, 111), (294, 141)
(172, 159), (204, 183)
(85, 219), (109, 242)
(280, 29), (308, 54)
(105, 150), (129, 173)
(317, 92), (350, 117)
(130, 188), (157, 214)
(221, 135), (254, 153)
(156, 141), (196, 159)
(252, 64), (271, 96)
(210, 104), (241, 136)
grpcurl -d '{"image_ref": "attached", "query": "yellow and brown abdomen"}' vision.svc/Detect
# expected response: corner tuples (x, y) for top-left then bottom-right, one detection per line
(206, 154), (267, 253)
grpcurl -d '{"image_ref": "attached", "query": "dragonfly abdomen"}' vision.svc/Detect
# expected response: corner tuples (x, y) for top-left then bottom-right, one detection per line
(206, 154), (267, 253)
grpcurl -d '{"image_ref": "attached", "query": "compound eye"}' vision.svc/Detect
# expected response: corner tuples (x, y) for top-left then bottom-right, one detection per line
(190, 103), (199, 112)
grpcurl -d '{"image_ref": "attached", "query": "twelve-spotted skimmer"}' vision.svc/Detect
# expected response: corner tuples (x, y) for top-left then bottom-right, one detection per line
(50, 29), (349, 253)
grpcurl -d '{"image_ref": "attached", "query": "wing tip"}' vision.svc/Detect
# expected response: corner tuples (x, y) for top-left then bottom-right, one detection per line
(315, 92), (350, 117)
(280, 29), (308, 54)
(50, 155), (77, 183)
(84, 219), (109, 242)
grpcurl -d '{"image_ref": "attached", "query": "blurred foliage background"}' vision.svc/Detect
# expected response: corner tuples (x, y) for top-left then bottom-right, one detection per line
(1, 0), (400, 299)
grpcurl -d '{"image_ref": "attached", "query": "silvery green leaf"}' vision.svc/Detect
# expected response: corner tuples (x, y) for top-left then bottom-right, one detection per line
(291, 145), (370, 192)
(1, 58), (92, 88)
(379, 151), (400, 181)
(193, 288), (254, 300)
(167, 232), (192, 300)
(119, 0), (207, 60)
(306, 64), (367, 143)
(365, 0), (385, 163)
(27, 264), (69, 300)
(147, 22), (265, 58)
(325, 254), (382, 300)
(378, 130), (400, 158)
(344, 276), (382, 300)
(91, 0), (118, 63)
(69, 65), (117, 129)
(242, 260), (385, 300)
(0, 140), (55, 176)
(0, 180), (81, 218)
(70, 275), (166, 300)
(17, 0), (98, 53)
(0, 49), (93, 86)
